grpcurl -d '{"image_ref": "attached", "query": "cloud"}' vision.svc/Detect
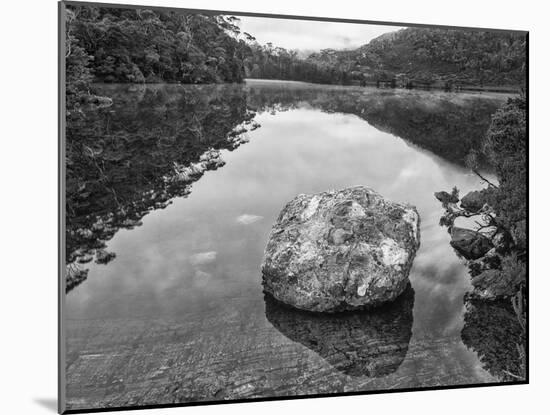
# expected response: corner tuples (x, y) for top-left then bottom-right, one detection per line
(189, 251), (217, 266)
(236, 214), (264, 225)
(237, 16), (403, 52)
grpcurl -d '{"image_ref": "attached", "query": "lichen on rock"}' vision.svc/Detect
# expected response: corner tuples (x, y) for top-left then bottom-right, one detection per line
(261, 186), (421, 312)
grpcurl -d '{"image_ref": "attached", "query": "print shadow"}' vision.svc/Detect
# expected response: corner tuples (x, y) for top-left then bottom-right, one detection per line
(33, 398), (57, 412)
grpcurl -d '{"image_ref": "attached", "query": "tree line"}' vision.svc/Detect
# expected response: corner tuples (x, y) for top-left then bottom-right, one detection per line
(244, 43), (351, 84)
(65, 5), (353, 104)
(309, 28), (526, 87)
(67, 6), (247, 84)
(66, 4), (527, 107)
(65, 6), (251, 109)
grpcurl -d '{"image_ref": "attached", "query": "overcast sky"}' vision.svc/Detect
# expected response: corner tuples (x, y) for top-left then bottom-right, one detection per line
(236, 16), (403, 53)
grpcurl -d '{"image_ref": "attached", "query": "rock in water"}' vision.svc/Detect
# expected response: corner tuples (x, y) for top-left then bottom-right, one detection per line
(261, 186), (421, 312)
(450, 227), (493, 260)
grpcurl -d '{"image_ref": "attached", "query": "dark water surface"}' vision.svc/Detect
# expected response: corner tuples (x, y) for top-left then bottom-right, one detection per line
(65, 80), (515, 409)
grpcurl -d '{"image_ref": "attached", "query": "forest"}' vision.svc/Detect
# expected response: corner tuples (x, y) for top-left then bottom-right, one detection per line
(307, 28), (526, 87)
(66, 5), (527, 111)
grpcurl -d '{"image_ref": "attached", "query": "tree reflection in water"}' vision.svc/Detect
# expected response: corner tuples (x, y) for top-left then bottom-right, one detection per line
(66, 81), (507, 292)
(246, 82), (506, 165)
(65, 84), (257, 291)
(461, 298), (524, 381)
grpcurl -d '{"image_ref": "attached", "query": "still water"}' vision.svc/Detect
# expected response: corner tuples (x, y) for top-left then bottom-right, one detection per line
(65, 80), (516, 409)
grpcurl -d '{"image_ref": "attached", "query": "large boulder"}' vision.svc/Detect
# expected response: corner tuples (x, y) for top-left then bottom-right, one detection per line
(261, 186), (420, 312)
(450, 227), (493, 260)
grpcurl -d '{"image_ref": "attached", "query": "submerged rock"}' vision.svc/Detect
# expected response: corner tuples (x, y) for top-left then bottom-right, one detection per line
(66, 266), (89, 292)
(81, 94), (113, 108)
(450, 227), (493, 260)
(264, 285), (414, 377)
(76, 254), (93, 264)
(261, 186), (420, 312)
(95, 249), (116, 265)
(165, 149), (225, 184)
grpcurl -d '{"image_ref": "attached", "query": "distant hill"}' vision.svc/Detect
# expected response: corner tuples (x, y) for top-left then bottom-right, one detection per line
(306, 28), (527, 87)
(67, 4), (526, 89)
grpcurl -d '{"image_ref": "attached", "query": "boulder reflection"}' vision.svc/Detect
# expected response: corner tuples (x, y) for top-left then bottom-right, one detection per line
(264, 285), (414, 377)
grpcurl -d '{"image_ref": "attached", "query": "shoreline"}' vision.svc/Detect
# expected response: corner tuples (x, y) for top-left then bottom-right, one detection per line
(90, 78), (521, 96)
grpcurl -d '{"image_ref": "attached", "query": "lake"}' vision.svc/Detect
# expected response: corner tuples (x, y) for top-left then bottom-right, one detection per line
(64, 80), (520, 410)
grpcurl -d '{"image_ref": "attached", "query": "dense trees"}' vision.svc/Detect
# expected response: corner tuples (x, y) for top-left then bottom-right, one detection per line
(310, 28), (527, 87)
(244, 44), (352, 84)
(66, 5), (526, 91)
(67, 6), (249, 85)
(476, 96), (527, 376)
(65, 8), (94, 111)
(458, 94), (527, 252)
(65, 5), (353, 89)
(435, 94), (527, 379)
(482, 96), (527, 250)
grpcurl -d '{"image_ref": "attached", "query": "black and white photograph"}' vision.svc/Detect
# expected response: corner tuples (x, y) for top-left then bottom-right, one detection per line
(59, 1), (527, 412)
